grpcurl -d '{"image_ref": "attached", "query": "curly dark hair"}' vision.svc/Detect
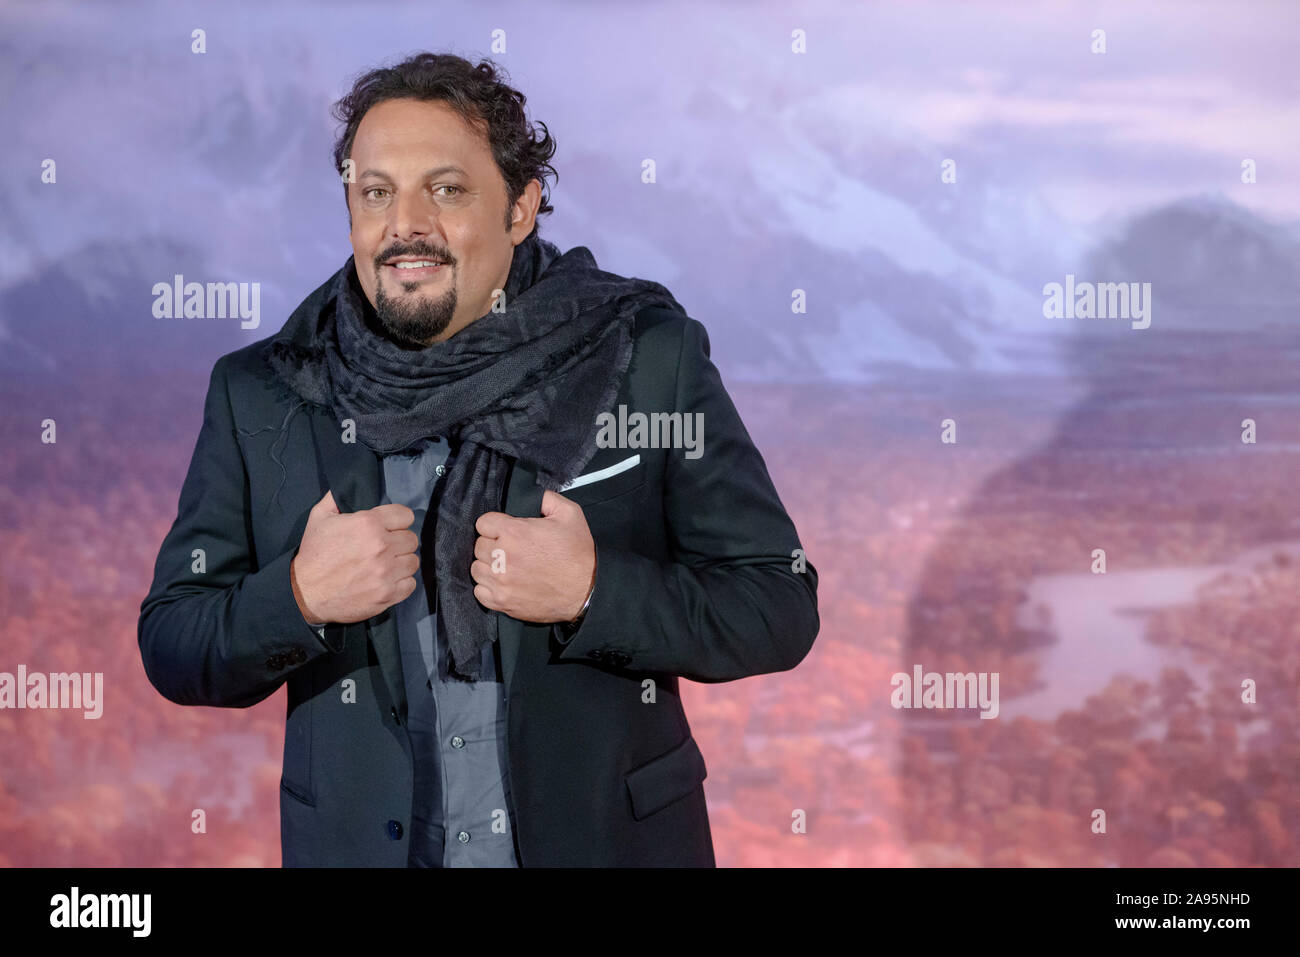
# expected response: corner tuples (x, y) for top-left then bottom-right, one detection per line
(330, 52), (557, 236)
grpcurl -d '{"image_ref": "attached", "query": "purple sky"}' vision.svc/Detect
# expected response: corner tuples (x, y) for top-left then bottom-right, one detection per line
(2, 0), (1297, 379)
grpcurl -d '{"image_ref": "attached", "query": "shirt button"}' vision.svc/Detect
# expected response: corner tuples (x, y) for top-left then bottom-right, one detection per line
(435, 464), (446, 476)
(457, 830), (470, 844)
(450, 735), (465, 749)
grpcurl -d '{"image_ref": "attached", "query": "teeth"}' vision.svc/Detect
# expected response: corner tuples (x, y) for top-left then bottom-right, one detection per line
(393, 260), (441, 268)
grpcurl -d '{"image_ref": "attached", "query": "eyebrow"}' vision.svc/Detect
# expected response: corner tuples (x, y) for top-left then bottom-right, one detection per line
(356, 165), (468, 181)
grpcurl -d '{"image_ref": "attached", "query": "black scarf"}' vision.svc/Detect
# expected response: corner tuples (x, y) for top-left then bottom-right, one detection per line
(266, 230), (685, 679)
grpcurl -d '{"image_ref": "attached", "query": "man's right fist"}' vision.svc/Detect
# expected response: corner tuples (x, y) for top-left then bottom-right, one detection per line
(290, 489), (420, 626)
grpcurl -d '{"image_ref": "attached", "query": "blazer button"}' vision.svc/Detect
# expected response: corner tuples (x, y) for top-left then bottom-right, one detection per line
(387, 820), (403, 840)
(587, 649), (605, 661)
(390, 706), (401, 725)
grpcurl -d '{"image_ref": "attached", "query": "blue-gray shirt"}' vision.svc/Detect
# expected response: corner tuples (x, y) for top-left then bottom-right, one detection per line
(380, 435), (520, 868)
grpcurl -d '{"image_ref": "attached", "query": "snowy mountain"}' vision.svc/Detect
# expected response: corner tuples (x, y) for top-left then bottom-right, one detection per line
(2, 40), (1296, 386)
(1083, 192), (1300, 332)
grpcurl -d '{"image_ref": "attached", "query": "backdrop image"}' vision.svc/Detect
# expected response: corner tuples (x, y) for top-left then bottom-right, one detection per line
(1, 0), (1297, 868)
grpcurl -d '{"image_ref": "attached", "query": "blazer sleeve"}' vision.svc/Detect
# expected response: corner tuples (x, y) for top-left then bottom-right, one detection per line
(137, 355), (337, 708)
(553, 316), (820, 681)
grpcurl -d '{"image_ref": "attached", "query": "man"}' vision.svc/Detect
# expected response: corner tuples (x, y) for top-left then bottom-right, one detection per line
(138, 52), (819, 867)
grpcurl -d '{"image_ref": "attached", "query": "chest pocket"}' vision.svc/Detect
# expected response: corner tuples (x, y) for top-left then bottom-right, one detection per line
(560, 453), (646, 507)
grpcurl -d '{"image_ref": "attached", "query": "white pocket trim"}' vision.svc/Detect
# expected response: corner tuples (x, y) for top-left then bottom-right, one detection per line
(560, 453), (641, 491)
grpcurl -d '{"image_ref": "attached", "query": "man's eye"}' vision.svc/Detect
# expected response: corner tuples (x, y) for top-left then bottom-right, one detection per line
(435, 185), (461, 197)
(364, 187), (389, 200)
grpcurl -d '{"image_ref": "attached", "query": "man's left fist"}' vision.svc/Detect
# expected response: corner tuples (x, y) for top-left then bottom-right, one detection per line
(472, 488), (596, 623)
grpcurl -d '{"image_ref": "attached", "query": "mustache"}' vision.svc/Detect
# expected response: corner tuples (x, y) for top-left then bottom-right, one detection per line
(376, 245), (453, 267)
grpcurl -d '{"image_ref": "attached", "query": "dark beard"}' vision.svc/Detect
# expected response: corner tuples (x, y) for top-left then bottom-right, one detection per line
(373, 275), (458, 349)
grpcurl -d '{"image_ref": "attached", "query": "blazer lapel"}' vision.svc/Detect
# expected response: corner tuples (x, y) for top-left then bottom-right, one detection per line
(309, 406), (542, 712)
(307, 409), (406, 719)
(500, 458), (543, 698)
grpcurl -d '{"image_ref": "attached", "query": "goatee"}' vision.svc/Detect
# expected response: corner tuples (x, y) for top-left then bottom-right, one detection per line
(374, 279), (457, 349)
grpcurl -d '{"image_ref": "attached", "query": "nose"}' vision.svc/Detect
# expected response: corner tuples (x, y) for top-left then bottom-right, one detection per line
(388, 187), (441, 251)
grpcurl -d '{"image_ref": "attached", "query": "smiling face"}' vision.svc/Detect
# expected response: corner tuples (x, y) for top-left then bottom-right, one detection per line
(346, 97), (542, 347)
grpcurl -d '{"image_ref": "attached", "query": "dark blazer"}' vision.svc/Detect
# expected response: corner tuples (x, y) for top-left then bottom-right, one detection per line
(137, 272), (820, 866)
